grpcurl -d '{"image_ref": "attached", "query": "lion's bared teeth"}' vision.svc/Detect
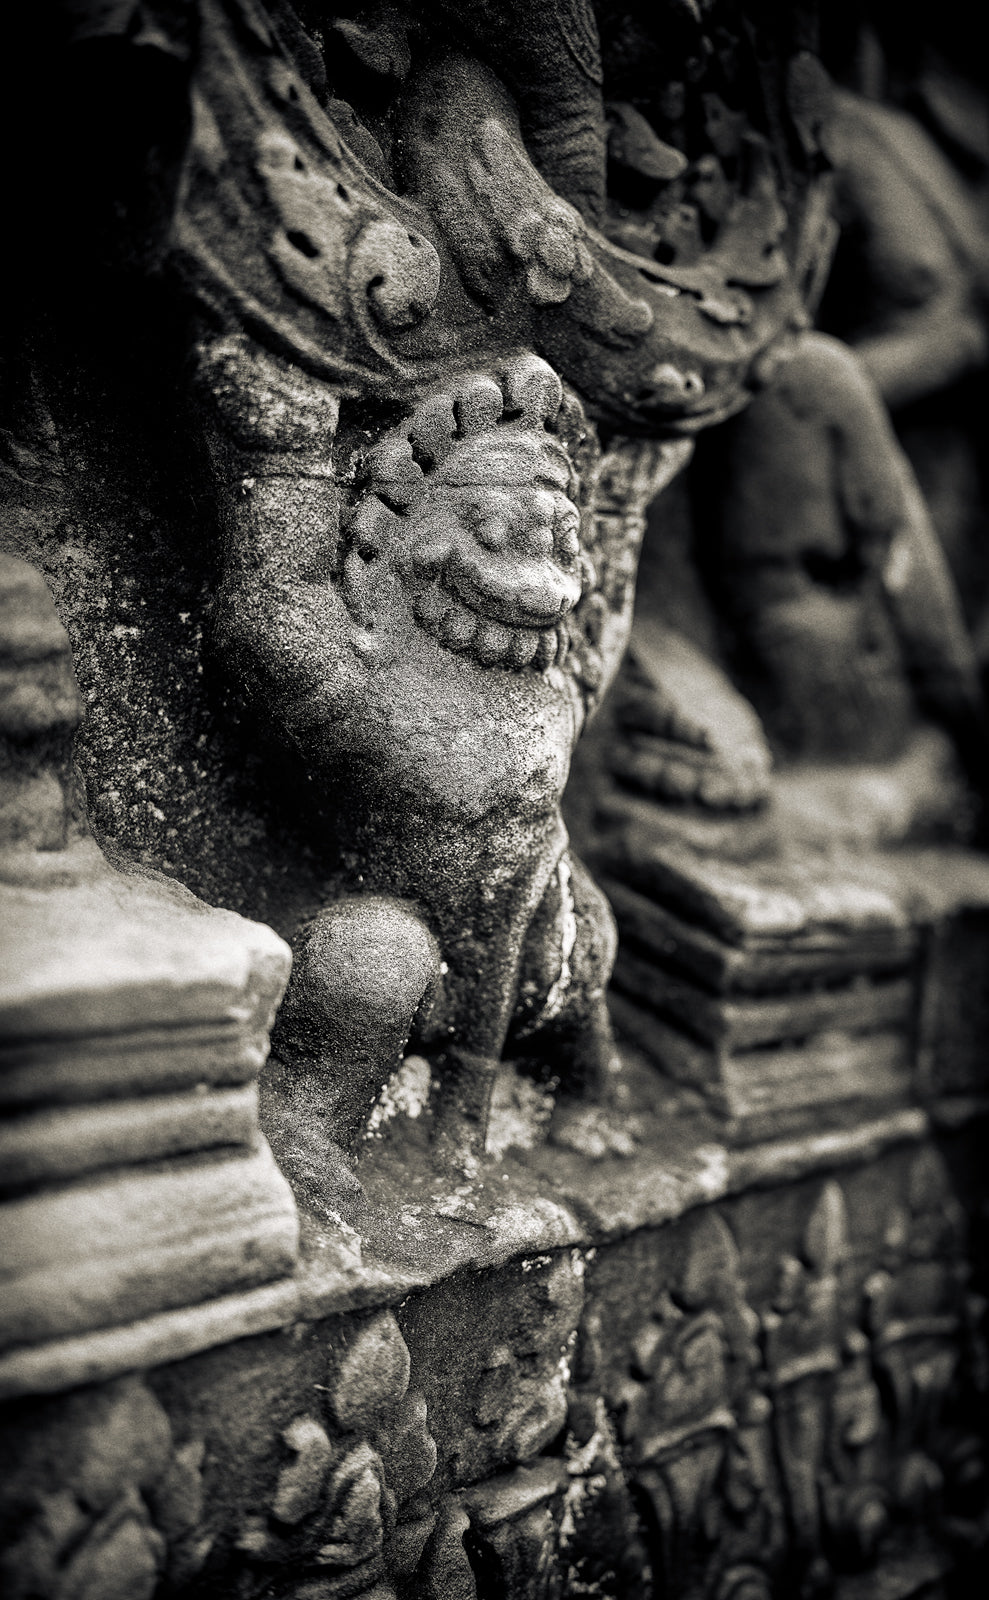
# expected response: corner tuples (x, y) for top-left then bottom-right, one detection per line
(506, 628), (540, 670)
(412, 576), (570, 677)
(533, 628), (558, 670)
(475, 620), (513, 665)
(440, 600), (478, 651)
(412, 586), (448, 631)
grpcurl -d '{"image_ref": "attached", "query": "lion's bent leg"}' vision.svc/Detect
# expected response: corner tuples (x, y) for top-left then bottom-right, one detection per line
(262, 897), (441, 1193)
(510, 850), (620, 1099)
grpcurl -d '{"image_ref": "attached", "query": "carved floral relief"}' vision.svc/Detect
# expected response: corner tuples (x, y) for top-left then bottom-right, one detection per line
(2, 7), (989, 1596)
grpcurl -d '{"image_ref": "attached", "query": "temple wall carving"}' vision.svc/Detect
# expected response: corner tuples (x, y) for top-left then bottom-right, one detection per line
(1, 3), (987, 1596)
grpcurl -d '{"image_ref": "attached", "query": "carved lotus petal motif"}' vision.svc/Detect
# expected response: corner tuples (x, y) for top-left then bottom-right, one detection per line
(272, 1416), (333, 1525)
(327, 1312), (412, 1430)
(381, 1392), (438, 1497)
(318, 1443), (386, 1567)
(652, 1314), (730, 1428)
(54, 1489), (164, 1600)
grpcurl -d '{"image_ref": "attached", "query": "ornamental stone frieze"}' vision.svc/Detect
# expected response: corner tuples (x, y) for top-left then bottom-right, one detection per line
(1, 2), (988, 1596)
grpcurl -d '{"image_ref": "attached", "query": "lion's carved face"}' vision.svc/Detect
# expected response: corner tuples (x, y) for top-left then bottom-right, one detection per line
(341, 357), (592, 672)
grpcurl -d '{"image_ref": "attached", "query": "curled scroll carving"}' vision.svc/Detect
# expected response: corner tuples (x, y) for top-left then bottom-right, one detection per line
(235, 1311), (439, 1594)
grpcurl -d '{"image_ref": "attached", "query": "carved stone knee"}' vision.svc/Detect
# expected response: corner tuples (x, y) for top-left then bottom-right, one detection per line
(268, 897), (441, 1158)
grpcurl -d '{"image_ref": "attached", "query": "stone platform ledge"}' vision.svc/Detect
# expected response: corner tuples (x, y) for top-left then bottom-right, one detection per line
(0, 1277), (301, 1401)
(2, 1078), (964, 1402)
